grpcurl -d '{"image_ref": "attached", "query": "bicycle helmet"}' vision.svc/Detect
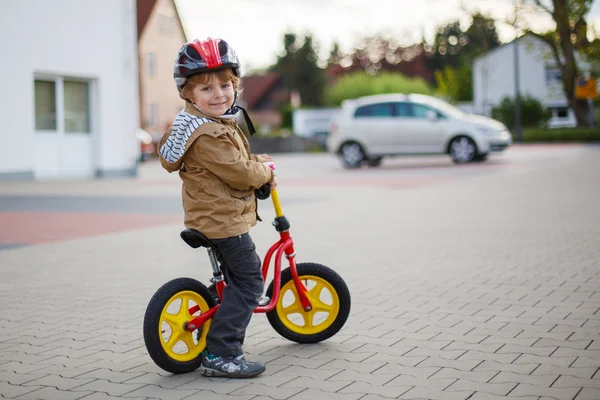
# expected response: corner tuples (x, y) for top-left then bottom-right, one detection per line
(174, 38), (240, 92)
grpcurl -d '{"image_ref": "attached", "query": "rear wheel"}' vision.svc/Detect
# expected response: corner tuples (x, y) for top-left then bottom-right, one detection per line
(143, 278), (216, 374)
(339, 142), (365, 169)
(266, 263), (351, 343)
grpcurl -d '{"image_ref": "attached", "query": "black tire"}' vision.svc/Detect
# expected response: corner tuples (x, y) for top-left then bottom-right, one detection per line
(266, 263), (351, 344)
(474, 153), (489, 162)
(367, 157), (383, 167)
(143, 277), (216, 374)
(449, 136), (477, 163)
(339, 142), (365, 169)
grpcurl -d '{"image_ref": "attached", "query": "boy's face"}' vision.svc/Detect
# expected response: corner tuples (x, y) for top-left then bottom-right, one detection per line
(189, 74), (235, 116)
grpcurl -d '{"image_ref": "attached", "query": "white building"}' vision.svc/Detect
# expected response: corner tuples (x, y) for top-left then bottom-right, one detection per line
(473, 35), (580, 128)
(0, 0), (139, 180)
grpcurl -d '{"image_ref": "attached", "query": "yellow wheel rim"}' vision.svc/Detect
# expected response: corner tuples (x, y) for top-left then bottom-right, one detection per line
(158, 290), (211, 362)
(276, 275), (340, 335)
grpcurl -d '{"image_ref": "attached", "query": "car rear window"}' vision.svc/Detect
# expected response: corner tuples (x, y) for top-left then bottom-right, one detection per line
(354, 103), (394, 117)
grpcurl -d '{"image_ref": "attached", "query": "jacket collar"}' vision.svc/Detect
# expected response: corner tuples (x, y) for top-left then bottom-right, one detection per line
(184, 102), (237, 126)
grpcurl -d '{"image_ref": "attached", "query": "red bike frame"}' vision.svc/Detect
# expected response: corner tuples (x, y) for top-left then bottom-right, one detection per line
(184, 188), (312, 332)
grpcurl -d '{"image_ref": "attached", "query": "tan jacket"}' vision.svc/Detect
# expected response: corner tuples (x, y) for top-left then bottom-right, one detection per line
(158, 103), (273, 239)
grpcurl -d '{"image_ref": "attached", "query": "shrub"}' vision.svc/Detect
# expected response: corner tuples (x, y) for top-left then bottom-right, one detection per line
(492, 95), (552, 129)
(324, 71), (432, 106)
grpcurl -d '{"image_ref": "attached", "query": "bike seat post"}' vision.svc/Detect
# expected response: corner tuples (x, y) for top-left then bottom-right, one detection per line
(207, 248), (224, 283)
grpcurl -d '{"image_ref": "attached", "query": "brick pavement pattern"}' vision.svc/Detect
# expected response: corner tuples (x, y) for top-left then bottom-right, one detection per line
(1, 145), (599, 399)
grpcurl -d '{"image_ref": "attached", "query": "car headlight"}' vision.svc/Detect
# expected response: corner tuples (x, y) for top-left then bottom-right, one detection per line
(477, 125), (501, 136)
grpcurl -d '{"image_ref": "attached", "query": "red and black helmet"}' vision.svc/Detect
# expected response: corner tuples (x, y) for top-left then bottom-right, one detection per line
(174, 38), (240, 91)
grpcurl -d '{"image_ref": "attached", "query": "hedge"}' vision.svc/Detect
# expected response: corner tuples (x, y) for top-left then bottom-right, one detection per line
(515, 127), (600, 143)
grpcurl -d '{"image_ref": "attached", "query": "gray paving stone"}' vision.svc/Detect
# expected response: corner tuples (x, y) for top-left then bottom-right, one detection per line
(490, 371), (558, 386)
(173, 376), (253, 393)
(399, 387), (473, 399)
(229, 382), (304, 399)
(532, 365), (597, 379)
(74, 394), (149, 400)
(468, 394), (539, 400)
(339, 381), (412, 398)
(513, 354), (576, 367)
(417, 357), (481, 371)
(12, 386), (92, 400)
(0, 381), (42, 398)
(281, 376), (352, 392)
(575, 387), (600, 400)
(21, 375), (95, 390)
(553, 376), (600, 389)
(70, 379), (147, 396)
(445, 380), (516, 396)
(120, 385), (198, 399)
(385, 375), (455, 390)
(287, 388), (363, 400)
(429, 368), (497, 383)
(509, 383), (581, 398)
(0, 370), (48, 385)
(121, 373), (198, 389)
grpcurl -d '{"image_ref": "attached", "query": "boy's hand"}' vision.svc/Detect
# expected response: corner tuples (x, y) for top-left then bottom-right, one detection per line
(269, 176), (278, 189)
(258, 153), (273, 162)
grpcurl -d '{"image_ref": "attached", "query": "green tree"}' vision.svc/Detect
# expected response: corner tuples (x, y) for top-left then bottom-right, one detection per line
(272, 32), (326, 107)
(516, 0), (595, 126)
(435, 62), (473, 101)
(428, 13), (501, 101)
(324, 71), (432, 106)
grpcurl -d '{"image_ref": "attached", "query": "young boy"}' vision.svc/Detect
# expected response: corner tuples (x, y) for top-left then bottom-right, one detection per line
(158, 38), (276, 378)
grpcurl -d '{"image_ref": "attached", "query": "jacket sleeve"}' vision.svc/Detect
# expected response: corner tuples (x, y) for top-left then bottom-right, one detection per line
(193, 133), (274, 190)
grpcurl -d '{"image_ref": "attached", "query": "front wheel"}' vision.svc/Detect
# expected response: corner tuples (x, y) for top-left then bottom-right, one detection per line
(266, 263), (351, 343)
(143, 278), (216, 374)
(450, 136), (477, 163)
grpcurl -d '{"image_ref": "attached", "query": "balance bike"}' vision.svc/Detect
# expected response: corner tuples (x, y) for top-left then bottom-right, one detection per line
(143, 181), (351, 374)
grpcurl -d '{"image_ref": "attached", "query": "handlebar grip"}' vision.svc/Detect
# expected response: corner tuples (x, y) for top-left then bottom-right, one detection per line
(255, 184), (271, 200)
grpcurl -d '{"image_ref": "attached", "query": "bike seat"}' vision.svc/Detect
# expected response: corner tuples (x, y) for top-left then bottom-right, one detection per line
(180, 229), (216, 250)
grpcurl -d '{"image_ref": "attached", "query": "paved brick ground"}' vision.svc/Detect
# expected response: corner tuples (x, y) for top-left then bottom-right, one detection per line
(1, 145), (599, 400)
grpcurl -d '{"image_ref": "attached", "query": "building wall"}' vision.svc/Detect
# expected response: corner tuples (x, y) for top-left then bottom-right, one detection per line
(138, 0), (187, 137)
(0, 0), (139, 178)
(473, 36), (578, 127)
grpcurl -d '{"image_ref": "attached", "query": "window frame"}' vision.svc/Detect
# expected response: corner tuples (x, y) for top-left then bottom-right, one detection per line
(34, 74), (94, 135)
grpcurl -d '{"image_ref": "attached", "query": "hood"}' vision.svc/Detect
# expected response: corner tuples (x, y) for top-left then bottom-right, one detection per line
(158, 107), (215, 164)
(463, 114), (506, 130)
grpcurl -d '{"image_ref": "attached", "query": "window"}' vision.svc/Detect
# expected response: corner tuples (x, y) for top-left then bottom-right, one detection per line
(545, 67), (562, 85)
(148, 52), (156, 76)
(394, 102), (412, 117)
(354, 103), (394, 117)
(556, 107), (569, 118)
(394, 102), (439, 119)
(34, 77), (92, 133)
(64, 81), (90, 133)
(148, 104), (158, 127)
(34, 80), (57, 130)
(412, 104), (434, 119)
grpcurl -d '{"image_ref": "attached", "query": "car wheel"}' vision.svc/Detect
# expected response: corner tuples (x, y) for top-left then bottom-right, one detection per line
(367, 157), (382, 167)
(450, 137), (477, 163)
(339, 142), (365, 169)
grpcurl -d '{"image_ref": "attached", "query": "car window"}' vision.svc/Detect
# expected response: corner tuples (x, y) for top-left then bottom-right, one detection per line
(412, 104), (433, 119)
(395, 102), (443, 119)
(394, 102), (412, 117)
(354, 103), (394, 117)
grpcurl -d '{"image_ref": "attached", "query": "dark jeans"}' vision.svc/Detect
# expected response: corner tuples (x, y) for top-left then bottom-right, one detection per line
(206, 233), (264, 357)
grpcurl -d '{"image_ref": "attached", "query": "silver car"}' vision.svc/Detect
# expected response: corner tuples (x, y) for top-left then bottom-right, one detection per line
(327, 93), (512, 168)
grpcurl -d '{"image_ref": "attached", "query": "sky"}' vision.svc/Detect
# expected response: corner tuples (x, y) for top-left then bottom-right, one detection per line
(175, 0), (600, 73)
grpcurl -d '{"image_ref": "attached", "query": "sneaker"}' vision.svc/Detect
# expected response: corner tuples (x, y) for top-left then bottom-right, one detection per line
(200, 351), (265, 378)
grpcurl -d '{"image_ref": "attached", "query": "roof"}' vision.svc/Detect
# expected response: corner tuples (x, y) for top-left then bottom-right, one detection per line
(136, 0), (187, 40)
(240, 72), (282, 109)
